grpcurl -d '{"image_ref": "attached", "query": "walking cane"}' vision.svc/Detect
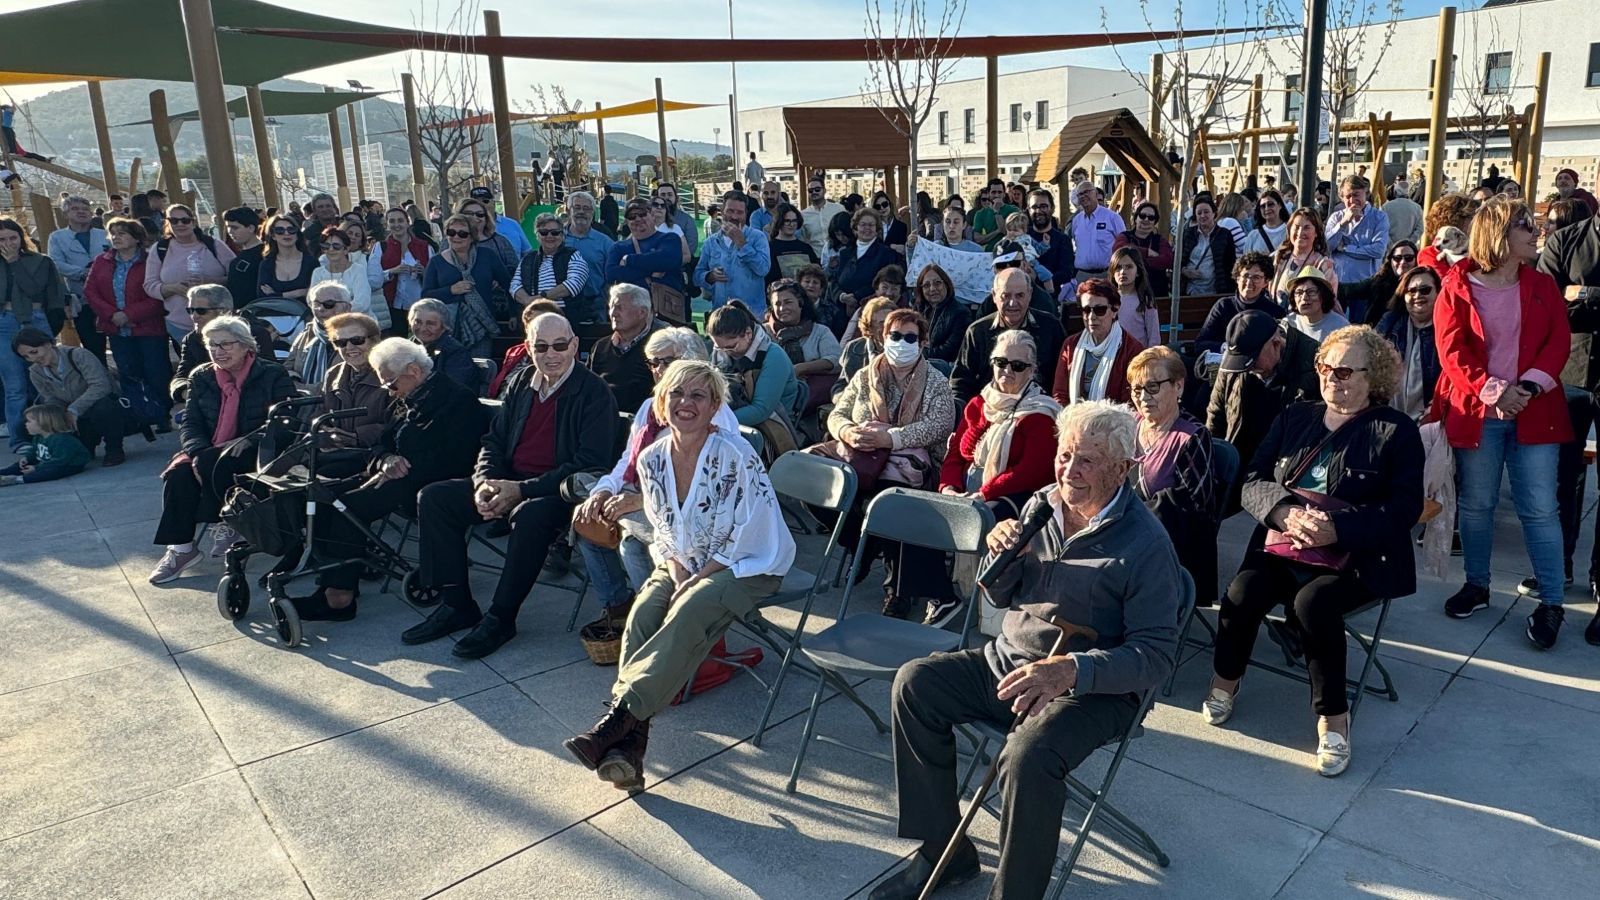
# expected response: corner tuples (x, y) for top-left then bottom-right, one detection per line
(917, 615), (1073, 900)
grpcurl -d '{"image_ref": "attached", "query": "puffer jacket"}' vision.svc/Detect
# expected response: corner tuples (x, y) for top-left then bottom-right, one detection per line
(180, 358), (296, 456)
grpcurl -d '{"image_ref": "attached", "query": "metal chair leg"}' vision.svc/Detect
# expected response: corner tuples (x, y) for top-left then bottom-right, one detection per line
(785, 673), (831, 794)
(1347, 599), (1396, 720)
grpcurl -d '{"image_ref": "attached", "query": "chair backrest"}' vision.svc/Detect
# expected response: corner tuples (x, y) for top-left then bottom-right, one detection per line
(740, 425), (765, 457)
(860, 487), (995, 556)
(471, 357), (499, 398)
(1211, 438), (1240, 496)
(768, 450), (857, 514)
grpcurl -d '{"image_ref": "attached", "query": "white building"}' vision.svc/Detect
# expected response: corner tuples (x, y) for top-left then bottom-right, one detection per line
(311, 143), (389, 206)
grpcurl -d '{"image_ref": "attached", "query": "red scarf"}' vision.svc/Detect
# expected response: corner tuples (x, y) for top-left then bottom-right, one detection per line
(379, 237), (432, 303)
(211, 352), (256, 446)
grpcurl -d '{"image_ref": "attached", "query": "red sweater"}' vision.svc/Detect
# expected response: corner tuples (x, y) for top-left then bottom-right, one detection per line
(84, 250), (166, 338)
(509, 384), (562, 476)
(1434, 260), (1573, 449)
(1051, 331), (1144, 406)
(938, 396), (1057, 500)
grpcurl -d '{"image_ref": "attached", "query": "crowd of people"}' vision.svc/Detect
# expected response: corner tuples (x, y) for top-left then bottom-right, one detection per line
(3, 159), (1600, 899)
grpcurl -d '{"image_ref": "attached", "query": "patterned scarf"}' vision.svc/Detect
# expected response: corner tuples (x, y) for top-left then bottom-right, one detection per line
(866, 352), (928, 427)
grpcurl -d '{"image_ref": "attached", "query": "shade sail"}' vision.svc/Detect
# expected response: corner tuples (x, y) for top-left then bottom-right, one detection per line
(112, 89), (385, 128)
(536, 100), (716, 123)
(0, 0), (408, 86)
(222, 28), (1265, 64)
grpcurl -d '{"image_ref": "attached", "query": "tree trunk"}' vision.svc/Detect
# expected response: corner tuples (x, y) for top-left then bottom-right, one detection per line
(907, 126), (920, 229)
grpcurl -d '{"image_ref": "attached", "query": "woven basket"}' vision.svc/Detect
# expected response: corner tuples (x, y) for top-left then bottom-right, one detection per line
(580, 622), (622, 666)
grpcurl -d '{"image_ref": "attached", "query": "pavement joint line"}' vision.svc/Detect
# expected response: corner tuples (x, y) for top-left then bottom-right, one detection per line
(1302, 832), (1515, 900)
(224, 767), (320, 900)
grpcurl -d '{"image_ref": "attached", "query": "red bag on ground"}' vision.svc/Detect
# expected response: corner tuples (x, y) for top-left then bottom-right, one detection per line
(671, 637), (763, 705)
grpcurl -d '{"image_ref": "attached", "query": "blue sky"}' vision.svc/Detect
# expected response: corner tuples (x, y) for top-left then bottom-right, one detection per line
(2, 0), (1452, 146)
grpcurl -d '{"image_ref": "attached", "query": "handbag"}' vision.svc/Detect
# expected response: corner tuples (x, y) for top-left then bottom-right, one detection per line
(808, 438), (890, 490)
(1262, 410), (1372, 571)
(572, 511), (622, 549)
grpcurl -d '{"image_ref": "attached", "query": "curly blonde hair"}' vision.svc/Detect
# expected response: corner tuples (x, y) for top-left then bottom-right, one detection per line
(1422, 193), (1479, 245)
(1319, 324), (1401, 405)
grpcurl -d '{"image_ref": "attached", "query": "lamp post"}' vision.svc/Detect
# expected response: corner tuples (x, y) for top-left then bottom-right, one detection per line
(727, 0), (739, 159)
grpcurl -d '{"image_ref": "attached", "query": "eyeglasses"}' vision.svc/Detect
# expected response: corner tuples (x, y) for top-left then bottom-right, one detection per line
(625, 211), (647, 221)
(168, 216), (194, 225)
(1405, 285), (1436, 296)
(1292, 287), (1323, 298)
(445, 229), (473, 238)
(645, 355), (679, 370)
(1315, 363), (1369, 381)
(1130, 378), (1174, 397)
(886, 330), (920, 344)
(315, 300), (346, 310)
(205, 340), (241, 353)
(465, 210), (487, 218)
(1238, 272), (1267, 283)
(530, 338), (574, 354)
(1136, 213), (1158, 222)
(1080, 304), (1112, 318)
(325, 244), (347, 253)
(1390, 253), (1417, 263)
(331, 336), (369, 348)
(990, 357), (1032, 373)
(536, 229), (563, 237)
(271, 226), (297, 235)
(782, 218), (801, 227)
(185, 306), (219, 316)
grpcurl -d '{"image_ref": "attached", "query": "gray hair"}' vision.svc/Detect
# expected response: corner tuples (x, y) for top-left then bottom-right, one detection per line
(408, 298), (448, 322)
(64, 194), (90, 209)
(567, 190), (595, 207)
(609, 282), (653, 313)
(369, 336), (433, 376)
(308, 279), (352, 306)
(645, 326), (708, 362)
(992, 328), (1037, 363)
(534, 212), (562, 231)
(201, 314), (257, 353)
(1055, 399), (1137, 462)
(186, 283), (234, 310)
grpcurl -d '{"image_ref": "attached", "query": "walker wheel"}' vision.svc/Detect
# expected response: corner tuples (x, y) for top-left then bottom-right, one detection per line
(269, 596), (303, 648)
(402, 569), (442, 607)
(216, 574), (250, 621)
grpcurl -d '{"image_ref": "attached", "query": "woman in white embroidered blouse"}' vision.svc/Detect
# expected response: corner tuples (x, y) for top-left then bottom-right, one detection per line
(563, 359), (794, 794)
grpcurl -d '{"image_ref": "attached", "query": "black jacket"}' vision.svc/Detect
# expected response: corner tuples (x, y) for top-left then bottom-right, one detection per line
(827, 238), (902, 303)
(1205, 326), (1320, 486)
(378, 370), (489, 489)
(180, 359), (296, 457)
(1375, 310), (1440, 409)
(1538, 218), (1600, 391)
(919, 298), (974, 363)
(1179, 225), (1237, 295)
(421, 333), (482, 394)
(951, 310), (1066, 406)
(476, 363), (618, 499)
(177, 317), (277, 380)
(1031, 224), (1076, 288)
(1240, 402), (1424, 600)
(1193, 293), (1286, 354)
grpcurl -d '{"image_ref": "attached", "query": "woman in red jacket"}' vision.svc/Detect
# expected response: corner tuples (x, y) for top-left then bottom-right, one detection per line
(85, 217), (173, 420)
(378, 207), (433, 336)
(1052, 278), (1144, 405)
(1434, 198), (1573, 648)
(939, 329), (1061, 520)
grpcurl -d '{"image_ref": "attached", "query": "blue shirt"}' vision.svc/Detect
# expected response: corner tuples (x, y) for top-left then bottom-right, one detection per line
(605, 231), (685, 294)
(749, 207), (774, 232)
(564, 226), (615, 301)
(1069, 206), (1126, 272)
(1324, 204), (1390, 283)
(495, 214), (532, 257)
(694, 226), (772, 316)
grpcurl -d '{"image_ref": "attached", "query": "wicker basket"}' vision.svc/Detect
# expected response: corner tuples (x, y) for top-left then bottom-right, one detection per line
(580, 622), (623, 666)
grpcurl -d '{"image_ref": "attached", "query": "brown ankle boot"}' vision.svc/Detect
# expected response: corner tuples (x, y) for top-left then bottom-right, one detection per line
(563, 703), (639, 770)
(597, 718), (650, 794)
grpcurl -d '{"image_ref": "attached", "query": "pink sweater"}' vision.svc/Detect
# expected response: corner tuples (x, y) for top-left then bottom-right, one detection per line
(1469, 273), (1555, 417)
(142, 238), (235, 332)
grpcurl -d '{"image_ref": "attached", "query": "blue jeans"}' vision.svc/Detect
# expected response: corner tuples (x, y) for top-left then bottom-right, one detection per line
(575, 531), (655, 610)
(1456, 417), (1566, 605)
(0, 310), (50, 452)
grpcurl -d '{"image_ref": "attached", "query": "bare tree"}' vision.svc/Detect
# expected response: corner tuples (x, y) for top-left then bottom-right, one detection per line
(1452, 3), (1523, 187)
(860, 0), (966, 208)
(396, 0), (487, 210)
(520, 84), (591, 194)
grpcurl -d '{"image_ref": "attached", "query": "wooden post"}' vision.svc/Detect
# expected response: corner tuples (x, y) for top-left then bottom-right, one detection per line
(149, 90), (185, 201)
(469, 139), (482, 181)
(402, 73), (428, 206)
(178, 0), (240, 210)
(1368, 112), (1392, 208)
(484, 9), (520, 219)
(324, 87), (350, 209)
(1424, 7), (1457, 210)
(655, 78), (670, 184)
(128, 158), (143, 194)
(31, 193), (61, 238)
(245, 86), (278, 209)
(346, 104), (366, 205)
(594, 102), (607, 189)
(1247, 74), (1264, 186)
(1148, 54), (1165, 152)
(1524, 52), (1551, 203)
(985, 55), (999, 177)
(86, 82), (119, 205)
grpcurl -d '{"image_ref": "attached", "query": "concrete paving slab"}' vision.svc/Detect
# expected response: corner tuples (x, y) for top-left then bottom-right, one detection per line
(97, 518), (268, 654)
(0, 661), (231, 841)
(1332, 677), (1600, 899)
(1273, 835), (1501, 900)
(0, 771), (308, 900)
(433, 822), (698, 899)
(242, 683), (620, 900)
(175, 599), (506, 763)
(1459, 594), (1600, 713)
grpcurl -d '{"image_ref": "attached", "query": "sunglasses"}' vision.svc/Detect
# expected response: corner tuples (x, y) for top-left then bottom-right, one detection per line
(271, 226), (297, 235)
(886, 331), (920, 344)
(645, 355), (679, 370)
(326, 244), (348, 252)
(1136, 213), (1158, 222)
(808, 186), (823, 193)
(1405, 285), (1436, 296)
(445, 229), (473, 238)
(531, 339), (574, 354)
(315, 300), (346, 310)
(1390, 253), (1417, 263)
(1315, 363), (1369, 381)
(332, 336), (369, 348)
(625, 211), (647, 221)
(185, 306), (219, 315)
(537, 229), (563, 237)
(1080, 304), (1112, 318)
(168, 216), (194, 225)
(650, 202), (666, 209)
(465, 210), (487, 218)
(874, 202), (891, 210)
(990, 357), (1032, 373)
(1130, 378), (1174, 397)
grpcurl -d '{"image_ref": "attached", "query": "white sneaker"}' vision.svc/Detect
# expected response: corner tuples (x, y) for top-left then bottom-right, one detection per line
(1316, 731), (1351, 777)
(208, 525), (240, 558)
(1201, 687), (1238, 726)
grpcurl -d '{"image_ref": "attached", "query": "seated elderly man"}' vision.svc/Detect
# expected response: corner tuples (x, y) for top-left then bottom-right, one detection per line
(407, 297), (482, 393)
(586, 283), (663, 414)
(875, 400), (1181, 900)
(285, 280), (352, 387)
(403, 312), (618, 658)
(174, 285), (275, 381)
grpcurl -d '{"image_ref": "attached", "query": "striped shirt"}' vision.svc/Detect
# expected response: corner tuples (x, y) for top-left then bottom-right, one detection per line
(509, 250), (590, 303)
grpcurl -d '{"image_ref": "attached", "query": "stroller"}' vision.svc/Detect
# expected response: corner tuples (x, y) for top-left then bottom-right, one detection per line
(214, 395), (412, 648)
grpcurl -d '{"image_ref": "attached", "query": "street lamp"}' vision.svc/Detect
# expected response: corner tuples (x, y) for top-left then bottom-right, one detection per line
(713, 127), (721, 158)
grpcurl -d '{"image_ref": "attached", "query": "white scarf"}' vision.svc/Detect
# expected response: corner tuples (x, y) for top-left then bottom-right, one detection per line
(973, 381), (1061, 484)
(1068, 321), (1123, 404)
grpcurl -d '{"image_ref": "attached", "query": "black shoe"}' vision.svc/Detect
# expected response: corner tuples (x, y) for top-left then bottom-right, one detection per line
(401, 601), (481, 645)
(289, 587), (359, 622)
(1444, 583), (1491, 619)
(1450, 532), (1463, 556)
(596, 718), (650, 793)
(1526, 603), (1564, 650)
(868, 840), (981, 900)
(922, 594), (963, 629)
(1519, 574), (1574, 599)
(881, 592), (916, 620)
(543, 537), (573, 577)
(1585, 592), (1600, 646)
(451, 611), (516, 659)
(102, 447), (126, 467)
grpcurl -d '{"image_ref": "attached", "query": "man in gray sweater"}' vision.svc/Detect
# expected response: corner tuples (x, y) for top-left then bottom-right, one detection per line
(873, 400), (1181, 900)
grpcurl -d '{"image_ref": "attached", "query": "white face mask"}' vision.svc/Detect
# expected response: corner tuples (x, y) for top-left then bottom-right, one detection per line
(882, 336), (921, 366)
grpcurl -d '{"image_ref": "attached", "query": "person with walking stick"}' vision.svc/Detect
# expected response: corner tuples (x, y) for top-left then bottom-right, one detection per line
(872, 399), (1182, 900)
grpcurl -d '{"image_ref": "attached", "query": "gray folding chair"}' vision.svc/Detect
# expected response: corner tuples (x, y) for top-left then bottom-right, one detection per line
(785, 488), (995, 794)
(956, 569), (1196, 898)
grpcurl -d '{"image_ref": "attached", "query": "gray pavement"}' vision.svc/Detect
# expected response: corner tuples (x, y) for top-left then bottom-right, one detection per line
(2, 430), (1597, 899)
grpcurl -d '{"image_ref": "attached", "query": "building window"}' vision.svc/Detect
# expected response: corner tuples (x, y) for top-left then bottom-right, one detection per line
(1035, 100), (1049, 130)
(937, 110), (948, 145)
(757, 130), (765, 151)
(1009, 103), (1022, 132)
(743, 132), (751, 153)
(1207, 83), (1226, 120)
(1427, 57), (1457, 101)
(963, 108), (974, 143)
(1284, 74), (1302, 123)
(1484, 52), (1512, 94)
(1589, 43), (1600, 87)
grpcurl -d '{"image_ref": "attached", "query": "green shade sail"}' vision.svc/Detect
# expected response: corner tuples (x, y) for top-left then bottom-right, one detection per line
(112, 88), (384, 128)
(0, 0), (408, 86)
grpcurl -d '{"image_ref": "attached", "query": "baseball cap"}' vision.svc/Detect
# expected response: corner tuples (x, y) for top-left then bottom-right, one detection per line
(1219, 310), (1280, 374)
(468, 187), (493, 201)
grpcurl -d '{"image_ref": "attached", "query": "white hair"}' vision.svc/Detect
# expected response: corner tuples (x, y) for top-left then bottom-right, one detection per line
(186, 283), (233, 310)
(992, 328), (1037, 363)
(408, 298), (448, 322)
(645, 326), (709, 362)
(369, 337), (433, 375)
(201, 314), (257, 353)
(609, 282), (653, 313)
(308, 279), (353, 305)
(567, 190), (595, 207)
(1055, 399), (1137, 462)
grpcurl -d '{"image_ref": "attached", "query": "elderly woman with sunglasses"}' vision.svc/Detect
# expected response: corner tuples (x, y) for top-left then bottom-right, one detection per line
(1113, 201), (1175, 296)
(939, 329), (1060, 521)
(1374, 266), (1442, 420)
(1436, 198), (1576, 649)
(144, 203), (235, 341)
(317, 312), (391, 449)
(1205, 325), (1421, 777)
(421, 213), (512, 359)
(1052, 279), (1145, 405)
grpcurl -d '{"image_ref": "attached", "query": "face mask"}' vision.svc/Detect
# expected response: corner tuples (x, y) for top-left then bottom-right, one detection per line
(882, 337), (921, 366)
